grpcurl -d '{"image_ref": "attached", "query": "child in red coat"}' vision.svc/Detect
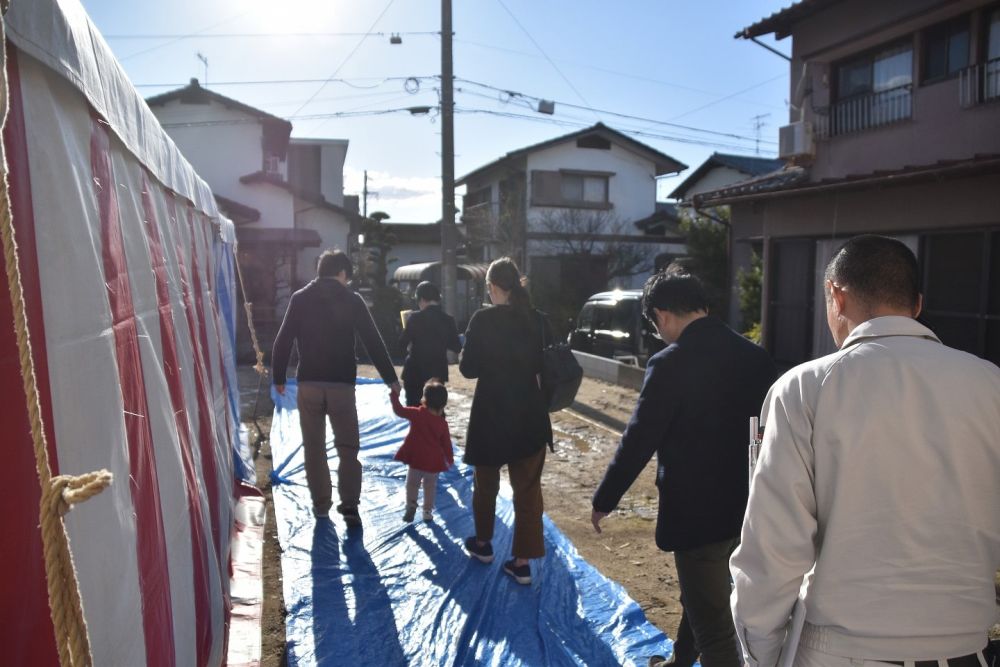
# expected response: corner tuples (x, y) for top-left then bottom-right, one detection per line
(390, 378), (454, 522)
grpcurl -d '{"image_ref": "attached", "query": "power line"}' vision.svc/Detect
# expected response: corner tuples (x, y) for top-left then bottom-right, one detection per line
(133, 75), (436, 89)
(669, 74), (787, 121)
(120, 10), (254, 61)
(493, 0), (599, 121)
(290, 0), (400, 118)
(107, 31), (439, 39)
(454, 78), (777, 145)
(454, 37), (786, 111)
(455, 107), (778, 154)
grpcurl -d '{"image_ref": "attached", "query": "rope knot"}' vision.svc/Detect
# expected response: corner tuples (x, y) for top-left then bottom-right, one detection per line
(44, 470), (113, 517)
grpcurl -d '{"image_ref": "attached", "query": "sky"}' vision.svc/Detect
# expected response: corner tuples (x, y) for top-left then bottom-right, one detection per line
(82, 0), (795, 223)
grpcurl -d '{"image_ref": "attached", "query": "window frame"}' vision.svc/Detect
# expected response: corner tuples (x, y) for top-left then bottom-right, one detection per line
(834, 38), (915, 103)
(921, 15), (972, 84)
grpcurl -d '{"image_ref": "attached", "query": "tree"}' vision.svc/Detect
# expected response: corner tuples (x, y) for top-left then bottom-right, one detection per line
(536, 208), (654, 281)
(737, 249), (763, 340)
(358, 210), (396, 288)
(676, 207), (729, 313)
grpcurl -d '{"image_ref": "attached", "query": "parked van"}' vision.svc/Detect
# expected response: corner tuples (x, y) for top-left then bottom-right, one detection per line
(567, 290), (663, 365)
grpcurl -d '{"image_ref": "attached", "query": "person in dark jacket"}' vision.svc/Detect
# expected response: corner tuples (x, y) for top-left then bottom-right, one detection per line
(272, 250), (399, 526)
(591, 270), (776, 667)
(460, 257), (553, 586)
(398, 281), (462, 406)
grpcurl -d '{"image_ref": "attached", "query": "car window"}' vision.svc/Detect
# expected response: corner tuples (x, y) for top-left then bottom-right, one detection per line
(578, 303), (595, 328)
(613, 300), (637, 332)
(592, 303), (614, 330)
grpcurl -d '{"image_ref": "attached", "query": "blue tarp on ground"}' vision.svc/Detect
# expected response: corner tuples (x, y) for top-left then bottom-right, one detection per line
(270, 378), (674, 666)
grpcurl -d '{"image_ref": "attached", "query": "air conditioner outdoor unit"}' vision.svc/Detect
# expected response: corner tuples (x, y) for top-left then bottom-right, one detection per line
(778, 121), (815, 160)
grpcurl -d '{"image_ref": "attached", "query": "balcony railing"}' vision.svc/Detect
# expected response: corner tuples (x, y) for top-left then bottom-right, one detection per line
(816, 84), (912, 139)
(959, 57), (1000, 108)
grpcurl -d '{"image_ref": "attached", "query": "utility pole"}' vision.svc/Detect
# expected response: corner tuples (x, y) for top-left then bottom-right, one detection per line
(363, 169), (369, 219)
(440, 0), (458, 316)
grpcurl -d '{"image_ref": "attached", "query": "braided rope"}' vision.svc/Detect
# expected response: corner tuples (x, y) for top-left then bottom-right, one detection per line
(1, 22), (111, 667)
(232, 240), (267, 376)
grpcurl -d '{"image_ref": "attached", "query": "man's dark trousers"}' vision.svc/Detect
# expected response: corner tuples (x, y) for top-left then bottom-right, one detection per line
(670, 537), (741, 667)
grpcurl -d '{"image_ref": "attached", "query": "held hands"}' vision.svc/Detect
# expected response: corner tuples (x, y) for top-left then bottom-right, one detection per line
(591, 509), (609, 534)
(275, 384), (286, 395)
(389, 382), (401, 395)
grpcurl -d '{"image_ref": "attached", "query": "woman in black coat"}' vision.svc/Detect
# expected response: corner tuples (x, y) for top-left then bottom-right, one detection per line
(460, 257), (553, 585)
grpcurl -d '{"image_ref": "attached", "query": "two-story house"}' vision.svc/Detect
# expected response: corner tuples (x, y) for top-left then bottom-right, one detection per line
(695, 0), (1000, 369)
(458, 123), (686, 313)
(146, 80), (362, 354)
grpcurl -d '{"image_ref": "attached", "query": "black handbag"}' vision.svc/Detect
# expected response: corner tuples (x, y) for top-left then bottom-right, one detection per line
(539, 313), (583, 412)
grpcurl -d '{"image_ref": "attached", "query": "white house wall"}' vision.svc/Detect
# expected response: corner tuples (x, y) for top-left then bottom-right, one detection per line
(525, 142), (658, 228)
(681, 166), (750, 202)
(152, 100), (273, 193)
(295, 207), (351, 285)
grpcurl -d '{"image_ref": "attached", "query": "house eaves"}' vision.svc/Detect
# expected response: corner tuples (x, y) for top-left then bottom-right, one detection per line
(669, 153), (786, 201)
(239, 171), (364, 222)
(692, 154), (1000, 207)
(146, 79), (293, 158)
(214, 194), (260, 224)
(456, 122), (687, 186)
(736, 0), (846, 39)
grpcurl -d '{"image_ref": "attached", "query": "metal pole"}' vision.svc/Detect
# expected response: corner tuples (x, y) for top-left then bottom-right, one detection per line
(440, 0), (458, 316)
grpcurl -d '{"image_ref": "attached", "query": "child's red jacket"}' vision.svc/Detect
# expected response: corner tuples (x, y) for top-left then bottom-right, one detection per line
(390, 391), (454, 473)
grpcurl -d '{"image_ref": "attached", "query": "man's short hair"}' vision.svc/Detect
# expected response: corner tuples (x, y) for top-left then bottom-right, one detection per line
(642, 269), (710, 322)
(824, 235), (919, 312)
(317, 249), (353, 279)
(415, 281), (441, 302)
(422, 378), (448, 411)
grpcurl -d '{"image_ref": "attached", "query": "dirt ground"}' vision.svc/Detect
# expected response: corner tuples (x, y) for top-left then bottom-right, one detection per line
(243, 365), (681, 667)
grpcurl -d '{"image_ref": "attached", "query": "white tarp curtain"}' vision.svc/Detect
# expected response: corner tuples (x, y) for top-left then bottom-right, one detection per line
(1, 0), (243, 665)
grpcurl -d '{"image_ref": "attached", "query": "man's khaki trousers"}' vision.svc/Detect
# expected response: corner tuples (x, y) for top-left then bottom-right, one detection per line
(297, 383), (361, 514)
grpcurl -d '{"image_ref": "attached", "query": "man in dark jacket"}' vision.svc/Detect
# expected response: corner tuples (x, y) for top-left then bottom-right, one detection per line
(591, 270), (776, 667)
(398, 281), (462, 406)
(272, 250), (399, 525)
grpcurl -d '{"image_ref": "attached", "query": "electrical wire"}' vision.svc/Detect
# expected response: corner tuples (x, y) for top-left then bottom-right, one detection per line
(454, 37), (785, 111)
(493, 0), (599, 121)
(133, 75), (436, 89)
(455, 78), (778, 145)
(668, 73), (787, 121)
(107, 31), (439, 39)
(289, 0), (399, 118)
(119, 9), (255, 61)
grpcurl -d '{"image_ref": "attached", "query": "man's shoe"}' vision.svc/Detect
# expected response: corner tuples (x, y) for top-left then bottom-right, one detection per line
(647, 656), (669, 667)
(502, 559), (531, 585)
(464, 537), (494, 563)
(403, 505), (416, 523)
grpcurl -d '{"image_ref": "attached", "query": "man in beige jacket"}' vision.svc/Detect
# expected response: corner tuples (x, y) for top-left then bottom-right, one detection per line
(731, 235), (1000, 667)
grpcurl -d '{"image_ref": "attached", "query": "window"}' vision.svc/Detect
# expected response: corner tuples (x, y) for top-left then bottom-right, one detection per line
(923, 17), (970, 82)
(837, 42), (913, 100)
(921, 229), (1000, 367)
(829, 41), (913, 135)
(988, 8), (1000, 98)
(576, 135), (611, 150)
(559, 173), (608, 205)
(530, 169), (612, 208)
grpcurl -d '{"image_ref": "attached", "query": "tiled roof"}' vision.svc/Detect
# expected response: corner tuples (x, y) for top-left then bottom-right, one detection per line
(736, 0), (844, 39)
(457, 122), (687, 186)
(693, 154), (1000, 206)
(214, 194), (260, 224)
(669, 152), (786, 200)
(634, 202), (684, 238)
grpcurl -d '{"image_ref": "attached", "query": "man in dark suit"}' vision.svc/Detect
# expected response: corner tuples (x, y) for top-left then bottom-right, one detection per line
(398, 281), (462, 406)
(591, 270), (776, 667)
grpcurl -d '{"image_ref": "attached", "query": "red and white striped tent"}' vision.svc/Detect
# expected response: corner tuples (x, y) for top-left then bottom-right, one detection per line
(0, 0), (255, 665)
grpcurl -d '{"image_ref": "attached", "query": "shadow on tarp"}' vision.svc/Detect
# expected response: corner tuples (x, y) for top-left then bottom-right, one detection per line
(270, 378), (673, 666)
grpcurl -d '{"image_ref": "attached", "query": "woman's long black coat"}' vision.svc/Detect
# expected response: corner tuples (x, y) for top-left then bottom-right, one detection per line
(459, 305), (553, 466)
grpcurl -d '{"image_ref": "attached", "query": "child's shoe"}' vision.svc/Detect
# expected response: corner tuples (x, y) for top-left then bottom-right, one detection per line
(403, 504), (416, 523)
(422, 509), (433, 522)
